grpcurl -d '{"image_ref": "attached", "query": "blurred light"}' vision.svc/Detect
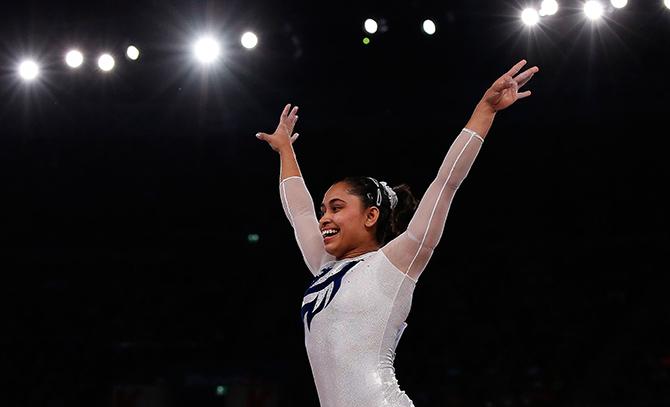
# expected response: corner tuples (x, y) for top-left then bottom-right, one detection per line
(364, 18), (378, 34)
(362, 37), (370, 45)
(126, 45), (140, 60)
(241, 32), (258, 49)
(194, 36), (221, 64)
(422, 19), (436, 35)
(665, 0), (670, 8)
(584, 1), (604, 19)
(521, 8), (541, 26)
(610, 0), (627, 8)
(18, 60), (39, 80)
(65, 50), (84, 68)
(247, 233), (260, 243)
(540, 0), (559, 16)
(216, 386), (228, 396)
(98, 53), (115, 71)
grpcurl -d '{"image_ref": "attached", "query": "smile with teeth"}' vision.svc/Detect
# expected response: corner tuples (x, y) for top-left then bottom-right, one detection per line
(322, 229), (339, 239)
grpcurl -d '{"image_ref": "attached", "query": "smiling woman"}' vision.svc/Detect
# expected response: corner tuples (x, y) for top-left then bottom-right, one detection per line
(255, 59), (539, 407)
(317, 176), (417, 260)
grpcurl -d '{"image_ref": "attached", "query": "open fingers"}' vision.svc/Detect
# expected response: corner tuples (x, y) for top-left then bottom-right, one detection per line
(504, 59), (528, 78)
(515, 66), (539, 88)
(491, 75), (516, 93)
(280, 103), (291, 120)
(280, 104), (299, 126)
(287, 105), (299, 123)
(517, 90), (532, 99)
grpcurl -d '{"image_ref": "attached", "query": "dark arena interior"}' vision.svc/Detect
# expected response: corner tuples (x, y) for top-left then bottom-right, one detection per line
(1, 0), (669, 406)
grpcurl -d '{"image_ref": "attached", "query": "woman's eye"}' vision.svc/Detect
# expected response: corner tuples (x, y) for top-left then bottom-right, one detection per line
(318, 207), (340, 216)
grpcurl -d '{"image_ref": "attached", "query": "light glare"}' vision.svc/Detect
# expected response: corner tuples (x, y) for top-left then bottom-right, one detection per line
(666, 0), (670, 9)
(422, 19), (436, 35)
(364, 18), (378, 34)
(98, 53), (115, 71)
(584, 1), (604, 19)
(610, 0), (627, 8)
(540, 0), (559, 16)
(521, 8), (541, 26)
(241, 32), (258, 49)
(18, 60), (39, 80)
(126, 45), (140, 60)
(194, 36), (221, 63)
(65, 50), (84, 68)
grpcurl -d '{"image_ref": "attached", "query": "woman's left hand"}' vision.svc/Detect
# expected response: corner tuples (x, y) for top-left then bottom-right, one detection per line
(480, 59), (539, 112)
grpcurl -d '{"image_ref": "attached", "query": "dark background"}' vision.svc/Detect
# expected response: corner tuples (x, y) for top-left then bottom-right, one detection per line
(1, 0), (669, 406)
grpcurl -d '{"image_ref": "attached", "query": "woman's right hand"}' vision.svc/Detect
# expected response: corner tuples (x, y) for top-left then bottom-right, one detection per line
(256, 103), (300, 152)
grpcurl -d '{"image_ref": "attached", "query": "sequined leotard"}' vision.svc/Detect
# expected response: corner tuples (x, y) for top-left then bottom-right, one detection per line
(279, 128), (484, 407)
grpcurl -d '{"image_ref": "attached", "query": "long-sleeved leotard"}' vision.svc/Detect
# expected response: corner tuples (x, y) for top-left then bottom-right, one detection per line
(280, 128), (484, 407)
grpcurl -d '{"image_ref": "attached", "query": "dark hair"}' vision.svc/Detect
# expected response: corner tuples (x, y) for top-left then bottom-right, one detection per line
(340, 176), (418, 245)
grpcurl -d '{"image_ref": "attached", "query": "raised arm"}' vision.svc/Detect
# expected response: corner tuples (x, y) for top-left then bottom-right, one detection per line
(382, 60), (539, 281)
(257, 104), (334, 276)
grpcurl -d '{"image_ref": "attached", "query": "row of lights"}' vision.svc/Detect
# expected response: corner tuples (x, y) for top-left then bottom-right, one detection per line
(363, 18), (437, 35)
(18, 45), (139, 81)
(360, 1), (670, 42)
(521, 0), (670, 25)
(365, 0), (670, 34)
(16, 32), (259, 81)
(15, 0), (670, 81)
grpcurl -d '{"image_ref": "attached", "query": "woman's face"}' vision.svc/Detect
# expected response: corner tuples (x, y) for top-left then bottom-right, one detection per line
(319, 181), (379, 259)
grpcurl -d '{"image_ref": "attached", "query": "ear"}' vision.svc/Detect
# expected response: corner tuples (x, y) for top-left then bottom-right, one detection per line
(364, 206), (380, 228)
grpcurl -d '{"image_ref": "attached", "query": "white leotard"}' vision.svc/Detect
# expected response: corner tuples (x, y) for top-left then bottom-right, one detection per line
(279, 128), (484, 407)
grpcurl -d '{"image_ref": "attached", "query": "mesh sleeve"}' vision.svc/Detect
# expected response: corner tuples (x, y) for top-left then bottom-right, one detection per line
(381, 128), (484, 281)
(279, 176), (335, 276)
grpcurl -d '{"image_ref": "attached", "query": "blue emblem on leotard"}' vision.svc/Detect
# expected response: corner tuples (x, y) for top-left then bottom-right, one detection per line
(300, 260), (361, 331)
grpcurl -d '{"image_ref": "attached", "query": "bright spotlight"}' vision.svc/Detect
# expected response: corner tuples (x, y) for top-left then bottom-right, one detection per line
(98, 53), (115, 72)
(126, 45), (140, 60)
(364, 18), (378, 34)
(584, 1), (604, 19)
(241, 32), (258, 49)
(18, 60), (39, 81)
(665, 0), (670, 9)
(194, 36), (221, 64)
(610, 0), (627, 8)
(540, 0), (559, 16)
(65, 50), (84, 68)
(521, 8), (541, 26)
(422, 19), (436, 35)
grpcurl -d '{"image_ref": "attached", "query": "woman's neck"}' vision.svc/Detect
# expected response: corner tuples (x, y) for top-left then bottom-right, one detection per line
(337, 243), (381, 261)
